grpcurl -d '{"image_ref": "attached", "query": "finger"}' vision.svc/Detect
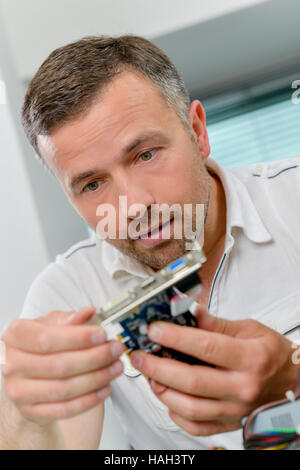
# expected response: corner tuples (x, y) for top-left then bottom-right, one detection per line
(150, 386), (247, 422)
(21, 386), (112, 421)
(146, 321), (248, 369)
(37, 306), (96, 326)
(8, 360), (124, 404)
(64, 307), (97, 326)
(2, 320), (107, 353)
(195, 304), (245, 337)
(168, 410), (241, 437)
(195, 305), (264, 340)
(130, 351), (246, 399)
(2, 340), (125, 378)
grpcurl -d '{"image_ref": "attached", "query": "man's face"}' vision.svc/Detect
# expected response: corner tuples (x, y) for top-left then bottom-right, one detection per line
(38, 71), (210, 269)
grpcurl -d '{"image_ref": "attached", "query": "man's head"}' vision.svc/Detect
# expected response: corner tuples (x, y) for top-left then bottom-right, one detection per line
(21, 35), (211, 269)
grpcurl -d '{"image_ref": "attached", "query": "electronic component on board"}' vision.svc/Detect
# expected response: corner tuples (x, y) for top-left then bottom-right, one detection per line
(93, 249), (212, 366)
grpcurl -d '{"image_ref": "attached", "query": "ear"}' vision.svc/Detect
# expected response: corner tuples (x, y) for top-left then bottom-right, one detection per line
(188, 100), (211, 159)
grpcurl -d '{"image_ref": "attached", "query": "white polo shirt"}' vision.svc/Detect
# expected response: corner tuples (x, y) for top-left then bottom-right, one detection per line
(20, 156), (300, 450)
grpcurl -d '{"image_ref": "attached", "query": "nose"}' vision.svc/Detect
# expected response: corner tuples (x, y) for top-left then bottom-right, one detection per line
(114, 173), (155, 220)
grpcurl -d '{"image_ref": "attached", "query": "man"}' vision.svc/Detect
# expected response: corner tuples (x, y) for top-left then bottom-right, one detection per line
(0, 35), (299, 450)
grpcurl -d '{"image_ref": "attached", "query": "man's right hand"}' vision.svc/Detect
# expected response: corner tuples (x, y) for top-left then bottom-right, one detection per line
(0, 307), (125, 425)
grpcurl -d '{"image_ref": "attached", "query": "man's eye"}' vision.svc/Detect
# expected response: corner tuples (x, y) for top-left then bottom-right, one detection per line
(139, 150), (156, 162)
(83, 181), (100, 192)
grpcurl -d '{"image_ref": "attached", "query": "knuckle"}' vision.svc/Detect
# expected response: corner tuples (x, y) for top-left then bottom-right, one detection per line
(32, 405), (57, 422)
(168, 326), (181, 345)
(242, 342), (270, 375)
(211, 405), (224, 421)
(1, 320), (20, 342)
(235, 403), (251, 419)
(50, 358), (68, 378)
(48, 381), (67, 401)
(243, 319), (258, 329)
(186, 423), (201, 436)
(184, 400), (199, 421)
(238, 379), (260, 404)
(57, 405), (70, 419)
(1, 357), (15, 377)
(186, 372), (201, 395)
(36, 333), (50, 354)
(202, 337), (217, 361)
(18, 404), (35, 420)
(143, 354), (155, 377)
(252, 344), (270, 374)
(4, 381), (20, 403)
(57, 396), (85, 419)
(224, 401), (249, 420)
(94, 369), (108, 387)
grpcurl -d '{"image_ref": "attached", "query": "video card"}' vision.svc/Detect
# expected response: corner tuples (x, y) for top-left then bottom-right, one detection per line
(94, 250), (210, 366)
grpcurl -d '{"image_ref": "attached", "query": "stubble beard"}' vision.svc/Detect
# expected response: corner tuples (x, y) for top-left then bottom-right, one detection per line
(110, 235), (189, 270)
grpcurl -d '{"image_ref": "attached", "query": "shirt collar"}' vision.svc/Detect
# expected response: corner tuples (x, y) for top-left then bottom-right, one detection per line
(206, 157), (272, 245)
(96, 235), (154, 280)
(98, 158), (272, 279)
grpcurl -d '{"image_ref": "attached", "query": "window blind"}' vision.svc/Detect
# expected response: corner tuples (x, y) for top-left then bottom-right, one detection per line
(204, 85), (300, 168)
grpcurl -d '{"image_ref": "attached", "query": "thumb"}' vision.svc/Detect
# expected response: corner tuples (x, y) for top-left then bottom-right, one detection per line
(194, 303), (243, 337)
(37, 306), (96, 326)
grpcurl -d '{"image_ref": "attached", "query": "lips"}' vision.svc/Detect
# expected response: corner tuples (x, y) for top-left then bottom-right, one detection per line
(134, 218), (174, 247)
(139, 218), (173, 239)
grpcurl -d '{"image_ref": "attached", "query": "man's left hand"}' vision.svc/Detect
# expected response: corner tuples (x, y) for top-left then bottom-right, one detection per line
(130, 305), (300, 436)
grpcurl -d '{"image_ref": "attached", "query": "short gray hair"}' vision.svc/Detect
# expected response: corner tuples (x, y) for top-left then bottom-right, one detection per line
(21, 35), (192, 159)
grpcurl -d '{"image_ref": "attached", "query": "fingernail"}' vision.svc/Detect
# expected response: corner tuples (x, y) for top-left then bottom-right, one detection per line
(111, 341), (125, 358)
(148, 378), (168, 395)
(91, 330), (106, 344)
(155, 385), (168, 395)
(130, 352), (143, 369)
(109, 361), (123, 375)
(97, 387), (111, 400)
(148, 324), (162, 342)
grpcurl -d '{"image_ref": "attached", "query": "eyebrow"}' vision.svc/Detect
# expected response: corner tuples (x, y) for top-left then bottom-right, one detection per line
(69, 169), (101, 191)
(68, 131), (169, 192)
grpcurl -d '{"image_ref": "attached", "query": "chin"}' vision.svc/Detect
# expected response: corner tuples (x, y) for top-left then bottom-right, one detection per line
(116, 238), (188, 270)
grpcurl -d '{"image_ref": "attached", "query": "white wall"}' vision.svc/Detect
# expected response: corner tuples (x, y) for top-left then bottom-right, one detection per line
(2, 0), (300, 100)
(154, 0), (300, 97)
(0, 68), (49, 332)
(0, 6), (91, 262)
(0, 0), (268, 81)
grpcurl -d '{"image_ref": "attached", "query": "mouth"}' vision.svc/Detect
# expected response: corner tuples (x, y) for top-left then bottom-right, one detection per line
(135, 218), (174, 247)
(139, 218), (172, 238)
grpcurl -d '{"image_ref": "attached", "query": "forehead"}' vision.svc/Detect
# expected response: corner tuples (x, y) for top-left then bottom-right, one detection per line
(38, 71), (176, 167)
